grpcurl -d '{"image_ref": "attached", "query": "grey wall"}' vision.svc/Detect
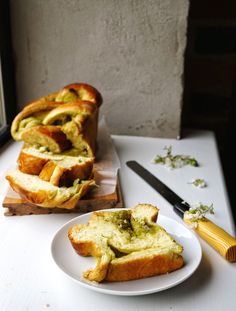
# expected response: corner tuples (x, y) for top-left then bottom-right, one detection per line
(10, 0), (189, 138)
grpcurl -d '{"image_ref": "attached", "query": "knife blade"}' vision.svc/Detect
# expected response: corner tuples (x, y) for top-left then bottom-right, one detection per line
(126, 160), (236, 262)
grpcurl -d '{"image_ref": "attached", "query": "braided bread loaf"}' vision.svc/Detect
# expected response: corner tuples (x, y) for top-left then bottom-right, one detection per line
(6, 83), (102, 209)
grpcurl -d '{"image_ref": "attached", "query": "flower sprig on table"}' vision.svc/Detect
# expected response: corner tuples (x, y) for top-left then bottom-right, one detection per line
(184, 202), (214, 228)
(188, 178), (207, 188)
(152, 146), (198, 169)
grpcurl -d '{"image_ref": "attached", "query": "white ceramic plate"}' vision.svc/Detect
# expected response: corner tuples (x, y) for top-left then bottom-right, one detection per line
(51, 210), (202, 296)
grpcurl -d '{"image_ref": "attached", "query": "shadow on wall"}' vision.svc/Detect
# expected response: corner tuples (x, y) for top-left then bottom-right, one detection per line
(182, 0), (236, 222)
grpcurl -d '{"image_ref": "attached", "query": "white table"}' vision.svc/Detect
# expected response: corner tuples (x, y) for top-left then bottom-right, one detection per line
(0, 130), (235, 311)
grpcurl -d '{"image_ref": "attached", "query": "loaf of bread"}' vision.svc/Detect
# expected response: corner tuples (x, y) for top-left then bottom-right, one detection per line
(6, 82), (102, 209)
(68, 204), (184, 282)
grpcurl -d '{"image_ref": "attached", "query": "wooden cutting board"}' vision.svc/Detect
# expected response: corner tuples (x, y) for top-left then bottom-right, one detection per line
(2, 178), (123, 216)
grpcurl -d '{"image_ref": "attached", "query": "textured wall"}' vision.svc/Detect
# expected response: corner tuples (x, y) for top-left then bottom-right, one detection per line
(10, 0), (189, 138)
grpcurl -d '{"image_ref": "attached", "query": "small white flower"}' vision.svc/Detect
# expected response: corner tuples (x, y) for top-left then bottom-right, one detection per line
(184, 202), (214, 228)
(153, 146), (198, 169)
(189, 178), (206, 188)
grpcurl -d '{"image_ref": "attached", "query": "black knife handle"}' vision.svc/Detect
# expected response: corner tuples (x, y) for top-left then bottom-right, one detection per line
(173, 202), (190, 217)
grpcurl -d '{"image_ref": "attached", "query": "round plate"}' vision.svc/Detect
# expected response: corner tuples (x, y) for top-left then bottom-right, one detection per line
(51, 210), (202, 296)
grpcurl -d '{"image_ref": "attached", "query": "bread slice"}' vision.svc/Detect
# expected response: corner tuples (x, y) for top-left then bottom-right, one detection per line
(39, 156), (94, 187)
(6, 169), (95, 209)
(18, 146), (51, 175)
(18, 146), (94, 186)
(68, 204), (184, 282)
(21, 125), (72, 153)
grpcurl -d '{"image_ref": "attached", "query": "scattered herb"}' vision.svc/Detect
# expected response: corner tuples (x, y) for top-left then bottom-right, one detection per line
(184, 203), (214, 228)
(188, 178), (206, 188)
(153, 146), (198, 169)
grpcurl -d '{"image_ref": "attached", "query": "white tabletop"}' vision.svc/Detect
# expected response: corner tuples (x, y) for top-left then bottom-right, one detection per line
(0, 130), (236, 311)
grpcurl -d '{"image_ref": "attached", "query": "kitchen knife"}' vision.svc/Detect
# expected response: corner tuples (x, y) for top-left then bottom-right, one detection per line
(126, 160), (236, 262)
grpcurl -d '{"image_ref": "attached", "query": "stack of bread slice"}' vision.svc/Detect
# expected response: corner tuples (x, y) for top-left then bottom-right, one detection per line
(6, 83), (102, 209)
(68, 204), (184, 282)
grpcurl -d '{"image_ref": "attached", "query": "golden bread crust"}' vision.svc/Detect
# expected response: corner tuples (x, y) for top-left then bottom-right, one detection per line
(106, 253), (184, 282)
(39, 161), (65, 185)
(63, 83), (103, 107)
(18, 148), (48, 175)
(39, 158), (94, 187)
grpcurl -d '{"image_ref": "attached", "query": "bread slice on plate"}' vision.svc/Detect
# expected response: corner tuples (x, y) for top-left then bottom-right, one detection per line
(6, 169), (95, 209)
(68, 204), (184, 282)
